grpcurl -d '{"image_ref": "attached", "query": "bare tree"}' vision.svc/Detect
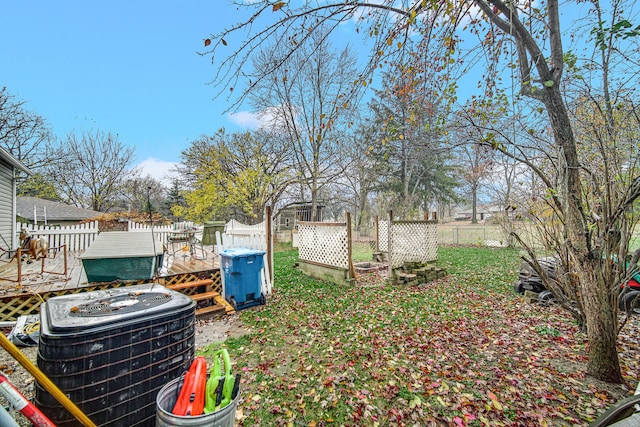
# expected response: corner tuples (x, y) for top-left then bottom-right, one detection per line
(120, 175), (166, 214)
(0, 87), (53, 168)
(340, 123), (381, 234)
(204, 0), (640, 383)
(249, 27), (358, 221)
(458, 144), (493, 223)
(47, 129), (137, 212)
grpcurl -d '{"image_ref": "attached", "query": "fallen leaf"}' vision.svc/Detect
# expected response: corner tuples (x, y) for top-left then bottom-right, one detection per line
(488, 391), (503, 410)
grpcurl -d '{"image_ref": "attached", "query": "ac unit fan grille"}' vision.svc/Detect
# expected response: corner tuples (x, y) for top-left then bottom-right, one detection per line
(69, 292), (172, 317)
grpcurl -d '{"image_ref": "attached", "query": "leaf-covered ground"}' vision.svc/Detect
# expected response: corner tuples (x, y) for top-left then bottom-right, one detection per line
(199, 246), (640, 426)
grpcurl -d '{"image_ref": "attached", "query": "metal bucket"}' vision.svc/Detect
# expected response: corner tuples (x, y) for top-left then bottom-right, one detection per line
(156, 376), (239, 427)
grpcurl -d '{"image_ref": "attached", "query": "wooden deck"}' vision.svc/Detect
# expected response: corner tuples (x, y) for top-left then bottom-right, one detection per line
(0, 245), (228, 321)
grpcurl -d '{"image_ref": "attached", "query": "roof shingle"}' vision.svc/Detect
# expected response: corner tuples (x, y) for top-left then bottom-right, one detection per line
(17, 197), (103, 222)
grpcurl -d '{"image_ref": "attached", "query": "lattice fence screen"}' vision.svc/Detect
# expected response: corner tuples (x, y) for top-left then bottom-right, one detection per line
(298, 222), (349, 269)
(0, 270), (222, 322)
(378, 220), (389, 252)
(389, 221), (438, 269)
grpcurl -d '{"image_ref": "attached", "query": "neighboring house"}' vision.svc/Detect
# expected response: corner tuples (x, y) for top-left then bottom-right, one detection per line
(450, 204), (502, 222)
(16, 196), (103, 227)
(276, 203), (324, 231)
(0, 147), (32, 255)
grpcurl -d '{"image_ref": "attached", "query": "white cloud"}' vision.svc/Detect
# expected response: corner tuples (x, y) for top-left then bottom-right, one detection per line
(227, 111), (262, 129)
(136, 158), (179, 185)
(227, 107), (287, 131)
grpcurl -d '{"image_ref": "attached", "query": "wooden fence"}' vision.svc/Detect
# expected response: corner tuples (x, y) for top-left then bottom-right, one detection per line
(16, 221), (194, 252)
(220, 219), (267, 251)
(14, 218), (275, 294)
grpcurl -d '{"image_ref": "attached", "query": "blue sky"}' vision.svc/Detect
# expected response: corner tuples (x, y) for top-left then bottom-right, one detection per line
(1, 1), (593, 184)
(1, 1), (263, 181)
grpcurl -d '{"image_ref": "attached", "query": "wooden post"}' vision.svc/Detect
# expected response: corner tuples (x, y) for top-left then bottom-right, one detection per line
(265, 206), (273, 283)
(346, 212), (355, 280)
(16, 248), (22, 284)
(432, 211), (437, 221)
(63, 245), (68, 276)
(374, 215), (379, 252)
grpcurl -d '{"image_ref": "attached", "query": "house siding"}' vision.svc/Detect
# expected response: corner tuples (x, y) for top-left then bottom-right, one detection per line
(0, 158), (14, 252)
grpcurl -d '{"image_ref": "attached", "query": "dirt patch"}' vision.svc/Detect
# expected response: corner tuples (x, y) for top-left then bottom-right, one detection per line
(549, 358), (630, 402)
(195, 314), (251, 349)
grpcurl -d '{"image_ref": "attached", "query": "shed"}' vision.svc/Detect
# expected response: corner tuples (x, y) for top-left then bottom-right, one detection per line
(276, 203), (324, 231)
(0, 147), (32, 256)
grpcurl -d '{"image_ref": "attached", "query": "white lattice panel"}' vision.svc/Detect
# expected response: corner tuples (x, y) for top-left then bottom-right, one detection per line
(378, 220), (389, 252)
(298, 222), (349, 269)
(390, 221), (438, 268)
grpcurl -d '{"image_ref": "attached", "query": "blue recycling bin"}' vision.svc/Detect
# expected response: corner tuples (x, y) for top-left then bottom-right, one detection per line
(220, 248), (267, 310)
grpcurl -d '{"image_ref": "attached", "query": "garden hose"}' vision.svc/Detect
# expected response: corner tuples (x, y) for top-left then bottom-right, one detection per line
(0, 332), (97, 427)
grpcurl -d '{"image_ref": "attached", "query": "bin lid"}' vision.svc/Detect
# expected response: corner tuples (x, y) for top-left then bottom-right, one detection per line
(220, 248), (266, 258)
(79, 231), (164, 259)
(205, 221), (226, 226)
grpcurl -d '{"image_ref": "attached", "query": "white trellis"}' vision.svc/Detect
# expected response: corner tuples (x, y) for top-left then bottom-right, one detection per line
(297, 222), (350, 269)
(377, 220), (389, 253)
(388, 220), (438, 270)
(296, 214), (354, 286)
(374, 214), (439, 278)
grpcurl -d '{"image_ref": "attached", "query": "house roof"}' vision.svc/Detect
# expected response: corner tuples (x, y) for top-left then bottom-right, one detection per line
(17, 197), (103, 222)
(0, 146), (32, 175)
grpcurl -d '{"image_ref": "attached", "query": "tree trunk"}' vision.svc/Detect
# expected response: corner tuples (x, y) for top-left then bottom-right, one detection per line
(577, 266), (623, 383)
(543, 85), (623, 383)
(471, 182), (478, 224)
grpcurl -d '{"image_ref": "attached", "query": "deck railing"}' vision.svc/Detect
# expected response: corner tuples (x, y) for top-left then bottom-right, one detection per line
(14, 220), (273, 288)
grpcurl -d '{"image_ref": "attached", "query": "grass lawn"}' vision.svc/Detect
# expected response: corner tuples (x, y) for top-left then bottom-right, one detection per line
(199, 245), (640, 426)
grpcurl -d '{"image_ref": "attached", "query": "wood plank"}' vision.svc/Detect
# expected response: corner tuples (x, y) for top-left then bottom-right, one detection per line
(195, 305), (226, 318)
(167, 279), (214, 291)
(0, 244), (228, 321)
(190, 291), (220, 302)
(213, 294), (236, 314)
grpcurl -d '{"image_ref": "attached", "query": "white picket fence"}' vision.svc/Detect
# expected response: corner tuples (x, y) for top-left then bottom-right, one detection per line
(130, 219), (273, 296)
(16, 219), (274, 295)
(217, 220), (272, 296)
(127, 221), (176, 246)
(17, 221), (99, 252)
